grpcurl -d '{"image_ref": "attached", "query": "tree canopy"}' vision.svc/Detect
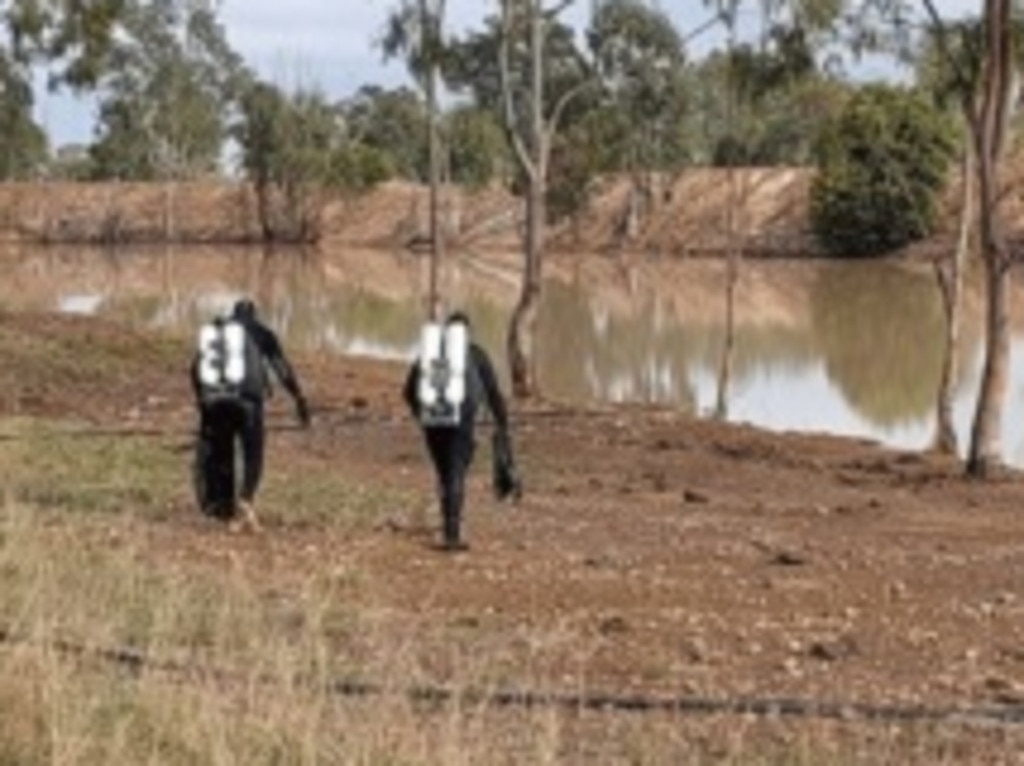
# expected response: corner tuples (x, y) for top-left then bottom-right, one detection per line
(810, 83), (959, 257)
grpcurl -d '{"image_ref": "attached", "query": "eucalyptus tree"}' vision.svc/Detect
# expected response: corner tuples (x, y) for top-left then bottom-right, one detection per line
(235, 81), (351, 242)
(89, 0), (245, 181)
(0, 1), (124, 175)
(234, 77), (400, 244)
(915, 14), (987, 456)
(960, 0), (1016, 478)
(446, 8), (591, 118)
(340, 85), (428, 180)
(589, 0), (690, 235)
(0, 57), (46, 177)
(445, 3), (596, 220)
(698, 0), (864, 165)
(898, 0), (1019, 475)
(496, 0), (595, 398)
(5, 0), (123, 87)
(710, 25), (845, 164)
(442, 2), (594, 396)
(382, 0), (448, 319)
(235, 81), (289, 241)
(446, 104), (508, 186)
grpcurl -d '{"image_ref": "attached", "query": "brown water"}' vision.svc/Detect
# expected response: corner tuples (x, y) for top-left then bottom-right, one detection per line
(4, 243), (1023, 466)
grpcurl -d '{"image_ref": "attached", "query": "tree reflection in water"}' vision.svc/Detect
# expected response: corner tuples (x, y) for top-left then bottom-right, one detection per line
(808, 260), (947, 429)
(537, 280), (696, 409)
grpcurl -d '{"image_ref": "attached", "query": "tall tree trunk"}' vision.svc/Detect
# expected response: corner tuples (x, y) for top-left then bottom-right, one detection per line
(966, 0), (1013, 477)
(426, 75), (443, 321)
(714, 165), (740, 419)
(713, 255), (738, 419)
(500, 0), (587, 398)
(424, 0), (444, 321)
(255, 174), (274, 243)
(508, 177), (544, 397)
(933, 144), (973, 455)
(715, 17), (740, 419)
(967, 249), (1010, 476)
(505, 0), (548, 399)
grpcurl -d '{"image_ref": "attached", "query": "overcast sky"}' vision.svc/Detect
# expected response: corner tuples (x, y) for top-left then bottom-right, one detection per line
(35, 0), (981, 148)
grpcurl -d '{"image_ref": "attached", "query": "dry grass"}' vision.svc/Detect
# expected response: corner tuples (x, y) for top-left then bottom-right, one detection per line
(0, 416), (1017, 764)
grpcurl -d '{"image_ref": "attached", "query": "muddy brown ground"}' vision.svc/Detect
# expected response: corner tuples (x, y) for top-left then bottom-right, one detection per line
(3, 306), (1024, 759)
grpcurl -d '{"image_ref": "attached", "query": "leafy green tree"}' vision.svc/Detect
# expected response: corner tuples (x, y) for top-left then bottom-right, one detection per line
(585, 0), (691, 237)
(445, 105), (508, 186)
(235, 82), (338, 242)
(589, 0), (690, 175)
(696, 0), (922, 167)
(729, 24), (830, 163)
(6, 0), (123, 88)
(686, 21), (847, 166)
(446, 10), (592, 123)
(445, 5), (596, 227)
(810, 84), (958, 258)
(329, 143), (394, 191)
(236, 80), (392, 243)
(0, 58), (47, 178)
(340, 85), (428, 180)
(0, 1), (124, 178)
(89, 0), (245, 180)
(235, 81), (287, 240)
(543, 108), (611, 225)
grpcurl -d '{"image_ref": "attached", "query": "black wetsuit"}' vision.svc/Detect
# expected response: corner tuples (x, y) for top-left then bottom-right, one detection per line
(403, 341), (513, 548)
(192, 315), (308, 518)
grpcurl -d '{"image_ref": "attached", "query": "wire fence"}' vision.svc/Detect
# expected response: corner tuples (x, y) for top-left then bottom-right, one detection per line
(0, 627), (1021, 728)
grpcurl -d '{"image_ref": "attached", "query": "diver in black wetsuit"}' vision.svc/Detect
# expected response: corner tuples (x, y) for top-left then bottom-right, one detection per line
(403, 311), (520, 551)
(191, 299), (310, 531)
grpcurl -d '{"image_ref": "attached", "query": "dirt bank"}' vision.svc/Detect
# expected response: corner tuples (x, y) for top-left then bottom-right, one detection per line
(0, 170), (817, 255)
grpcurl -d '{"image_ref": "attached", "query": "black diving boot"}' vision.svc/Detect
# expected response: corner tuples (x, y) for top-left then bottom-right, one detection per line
(441, 495), (468, 552)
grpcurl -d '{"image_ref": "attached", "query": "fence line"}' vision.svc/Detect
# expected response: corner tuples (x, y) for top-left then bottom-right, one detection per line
(1, 628), (1021, 728)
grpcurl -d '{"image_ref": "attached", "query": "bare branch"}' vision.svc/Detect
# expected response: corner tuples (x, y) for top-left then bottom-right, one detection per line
(499, 0), (537, 179)
(543, 77), (593, 158)
(920, 0), (973, 109)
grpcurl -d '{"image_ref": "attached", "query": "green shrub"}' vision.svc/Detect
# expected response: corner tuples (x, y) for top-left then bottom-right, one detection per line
(810, 84), (958, 257)
(447, 106), (508, 188)
(330, 143), (394, 192)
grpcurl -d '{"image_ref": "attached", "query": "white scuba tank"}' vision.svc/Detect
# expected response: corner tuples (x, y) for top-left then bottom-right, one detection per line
(222, 321), (248, 385)
(417, 321), (444, 410)
(198, 319), (249, 392)
(443, 320), (468, 409)
(417, 320), (469, 426)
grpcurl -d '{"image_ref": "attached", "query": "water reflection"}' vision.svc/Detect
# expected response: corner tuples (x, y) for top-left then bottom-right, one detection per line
(537, 281), (696, 408)
(809, 261), (948, 427)
(2, 244), (1022, 465)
